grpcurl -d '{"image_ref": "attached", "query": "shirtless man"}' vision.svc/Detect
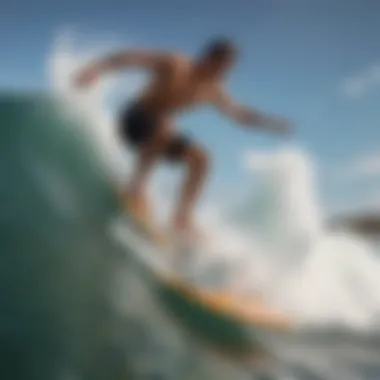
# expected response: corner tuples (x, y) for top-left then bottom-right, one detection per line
(75, 37), (291, 237)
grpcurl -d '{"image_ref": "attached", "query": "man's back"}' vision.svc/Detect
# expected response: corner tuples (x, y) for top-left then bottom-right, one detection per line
(139, 54), (219, 117)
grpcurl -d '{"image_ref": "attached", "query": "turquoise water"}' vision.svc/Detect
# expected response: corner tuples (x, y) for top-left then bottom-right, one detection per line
(0, 92), (264, 380)
(0, 92), (123, 379)
(1, 92), (380, 380)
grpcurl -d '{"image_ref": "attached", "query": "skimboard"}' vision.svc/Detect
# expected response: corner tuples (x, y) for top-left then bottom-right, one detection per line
(115, 191), (294, 353)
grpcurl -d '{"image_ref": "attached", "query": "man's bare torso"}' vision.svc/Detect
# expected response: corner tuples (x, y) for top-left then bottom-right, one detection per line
(137, 55), (219, 120)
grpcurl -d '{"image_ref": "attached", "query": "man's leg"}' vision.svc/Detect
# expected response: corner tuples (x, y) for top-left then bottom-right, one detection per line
(172, 144), (210, 234)
(127, 122), (173, 219)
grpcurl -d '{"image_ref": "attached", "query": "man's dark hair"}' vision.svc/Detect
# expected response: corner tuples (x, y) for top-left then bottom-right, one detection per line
(201, 37), (237, 59)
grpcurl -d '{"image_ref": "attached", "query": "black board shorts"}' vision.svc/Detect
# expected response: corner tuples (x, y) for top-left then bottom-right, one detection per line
(119, 102), (191, 162)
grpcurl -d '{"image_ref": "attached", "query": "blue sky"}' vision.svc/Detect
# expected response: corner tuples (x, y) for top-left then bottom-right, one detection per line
(3, 0), (380, 215)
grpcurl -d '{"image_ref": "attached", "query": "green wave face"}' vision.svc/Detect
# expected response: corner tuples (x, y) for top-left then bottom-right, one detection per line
(0, 92), (267, 380)
(0, 93), (125, 380)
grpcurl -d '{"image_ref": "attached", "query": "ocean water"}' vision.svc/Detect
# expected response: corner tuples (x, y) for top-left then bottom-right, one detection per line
(1, 32), (380, 380)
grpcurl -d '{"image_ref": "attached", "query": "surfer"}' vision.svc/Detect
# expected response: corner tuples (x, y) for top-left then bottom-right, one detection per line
(75, 37), (291, 238)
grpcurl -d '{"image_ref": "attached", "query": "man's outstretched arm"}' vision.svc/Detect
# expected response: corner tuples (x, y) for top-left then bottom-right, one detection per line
(213, 87), (291, 135)
(74, 49), (172, 87)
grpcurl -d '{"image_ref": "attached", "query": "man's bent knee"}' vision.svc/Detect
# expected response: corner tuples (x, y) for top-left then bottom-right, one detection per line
(186, 145), (210, 173)
(150, 124), (173, 143)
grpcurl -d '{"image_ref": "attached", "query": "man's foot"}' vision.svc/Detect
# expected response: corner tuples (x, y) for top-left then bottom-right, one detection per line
(170, 217), (205, 243)
(123, 187), (151, 222)
(123, 187), (171, 246)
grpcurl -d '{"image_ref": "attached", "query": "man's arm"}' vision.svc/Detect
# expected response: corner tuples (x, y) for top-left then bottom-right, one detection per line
(74, 49), (173, 87)
(213, 87), (290, 134)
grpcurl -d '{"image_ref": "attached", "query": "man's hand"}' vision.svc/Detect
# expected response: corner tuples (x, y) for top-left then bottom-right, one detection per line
(265, 117), (292, 136)
(213, 88), (292, 136)
(238, 108), (292, 136)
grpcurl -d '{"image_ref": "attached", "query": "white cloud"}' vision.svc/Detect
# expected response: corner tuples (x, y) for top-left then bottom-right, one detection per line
(333, 151), (380, 181)
(327, 152), (380, 215)
(341, 63), (380, 99)
(328, 189), (380, 216)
